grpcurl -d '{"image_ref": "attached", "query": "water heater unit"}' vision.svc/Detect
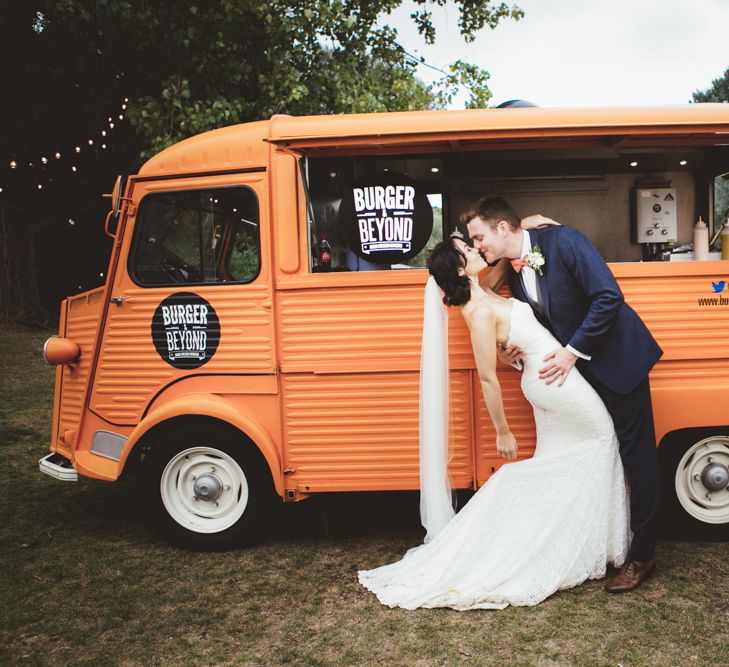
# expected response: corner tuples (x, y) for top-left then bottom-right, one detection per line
(635, 188), (677, 243)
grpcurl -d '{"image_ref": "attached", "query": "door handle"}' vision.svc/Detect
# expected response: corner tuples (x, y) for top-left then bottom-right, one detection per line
(110, 295), (127, 306)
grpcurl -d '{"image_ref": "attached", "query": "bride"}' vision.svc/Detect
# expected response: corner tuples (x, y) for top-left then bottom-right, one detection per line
(358, 234), (630, 610)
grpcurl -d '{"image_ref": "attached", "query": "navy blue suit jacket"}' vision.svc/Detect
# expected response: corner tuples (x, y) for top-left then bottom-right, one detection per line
(508, 226), (662, 394)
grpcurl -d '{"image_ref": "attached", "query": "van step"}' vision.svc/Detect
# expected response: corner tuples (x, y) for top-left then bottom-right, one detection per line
(39, 452), (78, 482)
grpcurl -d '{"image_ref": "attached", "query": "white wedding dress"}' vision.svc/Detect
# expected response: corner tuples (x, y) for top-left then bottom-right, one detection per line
(358, 299), (630, 610)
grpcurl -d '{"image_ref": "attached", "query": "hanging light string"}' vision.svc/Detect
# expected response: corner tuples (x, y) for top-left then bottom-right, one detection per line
(2, 98), (129, 193)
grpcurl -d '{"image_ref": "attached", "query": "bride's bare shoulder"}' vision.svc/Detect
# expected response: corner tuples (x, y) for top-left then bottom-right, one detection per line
(461, 299), (495, 328)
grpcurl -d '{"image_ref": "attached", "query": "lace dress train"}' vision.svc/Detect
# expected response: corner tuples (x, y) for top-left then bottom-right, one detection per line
(358, 299), (630, 610)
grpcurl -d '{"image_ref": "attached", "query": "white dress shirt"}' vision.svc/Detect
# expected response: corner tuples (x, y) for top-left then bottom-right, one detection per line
(519, 231), (538, 303)
(517, 230), (591, 362)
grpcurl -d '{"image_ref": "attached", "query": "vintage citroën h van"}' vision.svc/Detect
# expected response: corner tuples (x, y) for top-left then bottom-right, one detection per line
(41, 105), (729, 547)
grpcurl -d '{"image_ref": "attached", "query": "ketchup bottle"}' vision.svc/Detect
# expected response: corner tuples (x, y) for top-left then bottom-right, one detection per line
(318, 235), (332, 272)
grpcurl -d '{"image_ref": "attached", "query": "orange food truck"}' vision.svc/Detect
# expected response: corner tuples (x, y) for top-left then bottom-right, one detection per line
(40, 105), (729, 548)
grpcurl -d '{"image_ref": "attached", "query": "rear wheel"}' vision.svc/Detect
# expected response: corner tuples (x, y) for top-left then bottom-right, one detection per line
(146, 423), (272, 549)
(660, 433), (729, 540)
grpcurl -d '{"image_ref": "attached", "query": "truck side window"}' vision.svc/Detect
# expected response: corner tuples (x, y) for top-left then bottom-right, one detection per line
(129, 187), (260, 286)
(305, 156), (445, 272)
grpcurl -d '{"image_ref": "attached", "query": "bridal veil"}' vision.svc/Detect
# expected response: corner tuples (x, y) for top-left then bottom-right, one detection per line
(419, 276), (456, 542)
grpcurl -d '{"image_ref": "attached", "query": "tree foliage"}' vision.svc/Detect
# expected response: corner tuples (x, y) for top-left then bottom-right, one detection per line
(0, 0), (522, 321)
(3, 1), (522, 165)
(693, 67), (729, 103)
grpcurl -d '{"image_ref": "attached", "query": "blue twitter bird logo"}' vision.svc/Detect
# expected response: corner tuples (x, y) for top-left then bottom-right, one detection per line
(711, 281), (725, 293)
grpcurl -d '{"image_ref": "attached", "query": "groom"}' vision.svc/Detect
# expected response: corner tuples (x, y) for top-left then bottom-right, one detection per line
(464, 195), (662, 594)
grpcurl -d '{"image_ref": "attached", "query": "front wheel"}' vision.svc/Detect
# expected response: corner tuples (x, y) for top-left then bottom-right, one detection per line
(146, 423), (272, 549)
(660, 433), (729, 540)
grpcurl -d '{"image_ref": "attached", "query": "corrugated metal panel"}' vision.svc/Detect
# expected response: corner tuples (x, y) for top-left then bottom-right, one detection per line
(282, 370), (473, 492)
(277, 284), (473, 373)
(651, 359), (729, 382)
(618, 274), (729, 360)
(56, 288), (105, 453)
(473, 370), (537, 485)
(89, 286), (275, 424)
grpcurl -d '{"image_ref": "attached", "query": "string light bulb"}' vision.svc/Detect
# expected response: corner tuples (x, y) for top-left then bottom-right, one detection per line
(3, 97), (128, 194)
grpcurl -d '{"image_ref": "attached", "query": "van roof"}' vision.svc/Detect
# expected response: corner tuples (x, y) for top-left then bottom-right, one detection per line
(139, 105), (729, 176)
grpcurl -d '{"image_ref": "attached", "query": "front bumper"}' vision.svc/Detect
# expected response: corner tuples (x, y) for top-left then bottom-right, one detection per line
(39, 452), (78, 482)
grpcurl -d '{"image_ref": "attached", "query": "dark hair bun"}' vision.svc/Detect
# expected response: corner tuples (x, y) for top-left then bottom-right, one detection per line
(427, 240), (471, 307)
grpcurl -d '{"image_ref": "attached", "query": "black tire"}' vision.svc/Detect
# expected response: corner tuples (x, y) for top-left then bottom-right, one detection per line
(659, 431), (729, 541)
(144, 421), (274, 550)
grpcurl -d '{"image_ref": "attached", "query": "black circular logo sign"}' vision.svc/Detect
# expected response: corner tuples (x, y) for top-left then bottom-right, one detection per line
(339, 172), (433, 265)
(151, 293), (220, 369)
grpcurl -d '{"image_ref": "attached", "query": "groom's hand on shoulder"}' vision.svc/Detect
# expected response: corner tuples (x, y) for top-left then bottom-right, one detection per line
(540, 347), (577, 387)
(521, 214), (561, 230)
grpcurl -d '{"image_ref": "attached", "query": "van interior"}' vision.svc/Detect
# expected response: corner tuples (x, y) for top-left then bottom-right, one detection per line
(304, 140), (729, 270)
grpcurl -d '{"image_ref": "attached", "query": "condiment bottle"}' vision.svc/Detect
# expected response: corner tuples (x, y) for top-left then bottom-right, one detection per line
(318, 235), (332, 271)
(722, 221), (729, 261)
(693, 216), (709, 261)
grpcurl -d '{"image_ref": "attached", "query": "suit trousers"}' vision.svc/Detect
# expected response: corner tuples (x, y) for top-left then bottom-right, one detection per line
(580, 368), (661, 562)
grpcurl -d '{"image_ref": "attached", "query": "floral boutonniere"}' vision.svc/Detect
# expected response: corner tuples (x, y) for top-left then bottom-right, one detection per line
(523, 245), (546, 276)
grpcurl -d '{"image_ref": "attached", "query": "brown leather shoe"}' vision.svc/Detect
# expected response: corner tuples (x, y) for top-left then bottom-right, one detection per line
(604, 557), (656, 594)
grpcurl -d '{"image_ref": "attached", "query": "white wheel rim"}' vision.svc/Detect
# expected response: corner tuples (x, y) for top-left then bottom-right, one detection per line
(674, 436), (729, 525)
(160, 446), (249, 534)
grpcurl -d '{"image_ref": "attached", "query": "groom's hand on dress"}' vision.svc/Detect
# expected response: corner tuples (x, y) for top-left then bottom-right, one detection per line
(540, 347), (577, 387)
(497, 342), (523, 367)
(496, 431), (518, 460)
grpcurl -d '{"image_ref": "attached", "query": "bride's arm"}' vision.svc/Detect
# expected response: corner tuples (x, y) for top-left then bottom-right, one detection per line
(479, 214), (560, 293)
(468, 308), (518, 460)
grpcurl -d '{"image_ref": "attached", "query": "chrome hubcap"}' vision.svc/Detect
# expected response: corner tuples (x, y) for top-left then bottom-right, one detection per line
(700, 461), (729, 492)
(193, 473), (223, 501)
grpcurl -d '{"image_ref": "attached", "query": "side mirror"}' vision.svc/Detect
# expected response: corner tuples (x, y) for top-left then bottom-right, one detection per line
(103, 175), (123, 238)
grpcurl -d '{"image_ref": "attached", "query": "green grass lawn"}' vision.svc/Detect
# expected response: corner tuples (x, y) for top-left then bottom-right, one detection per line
(1, 322), (727, 667)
